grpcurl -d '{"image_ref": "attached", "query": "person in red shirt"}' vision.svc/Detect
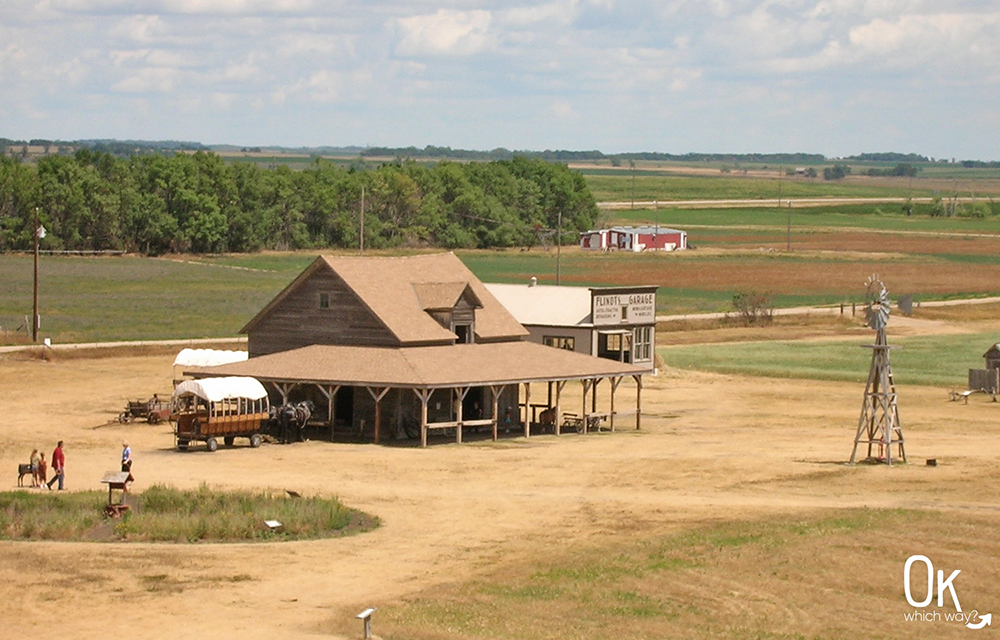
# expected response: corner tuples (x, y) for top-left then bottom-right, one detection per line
(46, 441), (65, 490)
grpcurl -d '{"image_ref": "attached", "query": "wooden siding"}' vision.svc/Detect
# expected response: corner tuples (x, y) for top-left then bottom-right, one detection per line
(248, 266), (397, 357)
(970, 368), (1000, 393)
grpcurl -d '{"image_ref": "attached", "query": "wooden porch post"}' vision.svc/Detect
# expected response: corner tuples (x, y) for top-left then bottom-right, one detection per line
(455, 387), (470, 444)
(490, 385), (501, 441)
(317, 385), (341, 440)
(610, 376), (623, 432)
(523, 382), (531, 438)
(555, 380), (566, 436)
(591, 378), (599, 415)
(413, 388), (431, 448)
(366, 387), (390, 444)
(277, 382), (295, 405)
(581, 379), (592, 433)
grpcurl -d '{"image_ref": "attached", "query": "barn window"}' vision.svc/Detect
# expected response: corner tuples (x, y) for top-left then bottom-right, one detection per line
(318, 292), (330, 309)
(543, 336), (575, 351)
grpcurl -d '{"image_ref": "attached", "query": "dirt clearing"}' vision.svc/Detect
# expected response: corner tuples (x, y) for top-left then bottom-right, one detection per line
(1, 334), (998, 638)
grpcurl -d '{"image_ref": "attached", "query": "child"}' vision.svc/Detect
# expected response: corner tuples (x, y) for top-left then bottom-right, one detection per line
(30, 449), (40, 487)
(36, 452), (48, 488)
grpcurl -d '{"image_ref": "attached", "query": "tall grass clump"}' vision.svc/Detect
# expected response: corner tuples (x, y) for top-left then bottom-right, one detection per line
(0, 484), (376, 543)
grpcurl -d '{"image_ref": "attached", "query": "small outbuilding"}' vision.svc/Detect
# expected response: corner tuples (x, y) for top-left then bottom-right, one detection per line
(984, 344), (1000, 370)
(580, 226), (687, 252)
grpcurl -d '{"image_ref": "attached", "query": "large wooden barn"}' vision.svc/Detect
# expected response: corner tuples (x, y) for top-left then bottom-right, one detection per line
(194, 253), (648, 446)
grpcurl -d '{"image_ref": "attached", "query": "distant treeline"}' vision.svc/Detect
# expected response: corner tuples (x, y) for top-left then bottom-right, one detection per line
(845, 152), (930, 163)
(0, 151), (597, 255)
(365, 147), (828, 165)
(3, 138), (996, 166)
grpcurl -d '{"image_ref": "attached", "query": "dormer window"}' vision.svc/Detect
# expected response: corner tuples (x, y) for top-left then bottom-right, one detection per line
(413, 281), (483, 345)
(454, 323), (473, 344)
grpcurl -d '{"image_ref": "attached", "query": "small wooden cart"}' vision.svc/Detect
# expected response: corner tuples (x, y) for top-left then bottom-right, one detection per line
(171, 377), (270, 452)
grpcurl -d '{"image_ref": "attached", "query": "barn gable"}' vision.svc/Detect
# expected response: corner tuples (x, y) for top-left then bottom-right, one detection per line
(242, 253), (527, 357)
(984, 344), (1000, 369)
(244, 259), (397, 356)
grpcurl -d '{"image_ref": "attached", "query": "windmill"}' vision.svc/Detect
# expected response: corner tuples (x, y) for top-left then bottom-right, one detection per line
(850, 275), (907, 465)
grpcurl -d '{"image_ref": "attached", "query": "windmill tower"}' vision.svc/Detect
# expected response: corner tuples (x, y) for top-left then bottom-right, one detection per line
(850, 275), (907, 465)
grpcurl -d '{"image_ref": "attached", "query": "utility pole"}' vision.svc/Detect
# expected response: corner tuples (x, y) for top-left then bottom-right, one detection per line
(32, 207), (40, 342)
(359, 186), (365, 256)
(556, 210), (562, 286)
(630, 160), (636, 210)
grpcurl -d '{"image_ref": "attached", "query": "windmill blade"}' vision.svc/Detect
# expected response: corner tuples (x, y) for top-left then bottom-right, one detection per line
(862, 275), (890, 331)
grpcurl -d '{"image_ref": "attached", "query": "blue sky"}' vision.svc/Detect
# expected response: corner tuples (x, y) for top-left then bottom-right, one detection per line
(1, 0), (998, 159)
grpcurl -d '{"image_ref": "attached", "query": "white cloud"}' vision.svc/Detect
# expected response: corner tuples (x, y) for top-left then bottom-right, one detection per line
(40, 0), (319, 15)
(500, 1), (577, 27)
(395, 9), (494, 57)
(0, 0), (998, 158)
(111, 66), (180, 92)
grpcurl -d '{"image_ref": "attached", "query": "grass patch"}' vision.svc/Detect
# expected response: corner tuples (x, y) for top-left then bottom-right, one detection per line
(0, 483), (378, 542)
(379, 509), (948, 640)
(659, 331), (993, 386)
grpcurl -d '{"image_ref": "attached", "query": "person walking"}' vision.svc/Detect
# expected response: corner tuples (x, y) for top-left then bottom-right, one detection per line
(121, 440), (133, 485)
(46, 441), (65, 490)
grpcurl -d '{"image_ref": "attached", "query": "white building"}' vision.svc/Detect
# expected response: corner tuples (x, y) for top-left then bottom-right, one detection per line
(580, 226), (687, 252)
(485, 280), (657, 372)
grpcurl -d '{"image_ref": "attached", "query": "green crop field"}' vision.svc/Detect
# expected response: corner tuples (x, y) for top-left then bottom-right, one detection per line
(660, 331), (993, 387)
(583, 173), (927, 202)
(607, 204), (1000, 232)
(0, 255), (294, 343)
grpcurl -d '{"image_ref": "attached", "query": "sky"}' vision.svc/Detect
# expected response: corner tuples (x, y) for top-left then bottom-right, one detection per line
(1, 0), (998, 159)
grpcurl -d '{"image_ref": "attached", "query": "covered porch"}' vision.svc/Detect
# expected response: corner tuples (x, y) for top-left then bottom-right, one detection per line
(191, 341), (647, 447)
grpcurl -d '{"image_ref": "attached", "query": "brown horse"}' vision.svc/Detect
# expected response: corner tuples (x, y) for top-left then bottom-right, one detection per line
(538, 407), (557, 433)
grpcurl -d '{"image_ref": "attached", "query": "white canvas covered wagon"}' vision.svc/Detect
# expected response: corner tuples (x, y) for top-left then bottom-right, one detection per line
(171, 377), (269, 452)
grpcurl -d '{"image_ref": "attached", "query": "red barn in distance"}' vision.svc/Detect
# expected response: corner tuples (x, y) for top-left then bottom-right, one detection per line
(579, 225), (687, 252)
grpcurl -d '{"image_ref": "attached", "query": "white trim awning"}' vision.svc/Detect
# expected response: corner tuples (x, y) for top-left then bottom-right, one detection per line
(173, 348), (248, 368)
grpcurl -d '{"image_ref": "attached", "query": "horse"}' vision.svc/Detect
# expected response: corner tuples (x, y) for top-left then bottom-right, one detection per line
(538, 407), (557, 433)
(275, 400), (314, 443)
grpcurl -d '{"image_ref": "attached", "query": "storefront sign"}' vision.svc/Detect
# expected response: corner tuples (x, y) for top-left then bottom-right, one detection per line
(593, 293), (655, 325)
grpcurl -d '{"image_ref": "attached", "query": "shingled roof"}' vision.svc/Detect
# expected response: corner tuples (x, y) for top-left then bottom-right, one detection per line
(242, 253), (527, 345)
(192, 341), (645, 389)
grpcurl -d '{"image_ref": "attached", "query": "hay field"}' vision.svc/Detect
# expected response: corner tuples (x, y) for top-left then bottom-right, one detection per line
(2, 307), (999, 639)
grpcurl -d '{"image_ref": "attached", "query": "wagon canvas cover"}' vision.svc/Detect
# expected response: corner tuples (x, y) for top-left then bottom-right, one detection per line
(172, 376), (268, 402)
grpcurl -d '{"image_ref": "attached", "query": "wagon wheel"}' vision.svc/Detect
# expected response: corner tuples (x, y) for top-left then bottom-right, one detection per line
(148, 413), (161, 425)
(249, 433), (262, 448)
(206, 437), (218, 452)
(177, 439), (189, 451)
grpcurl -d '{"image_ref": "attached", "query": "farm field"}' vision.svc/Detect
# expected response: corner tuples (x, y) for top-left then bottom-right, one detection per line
(2, 303), (999, 639)
(578, 164), (1000, 202)
(5, 219), (1000, 345)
